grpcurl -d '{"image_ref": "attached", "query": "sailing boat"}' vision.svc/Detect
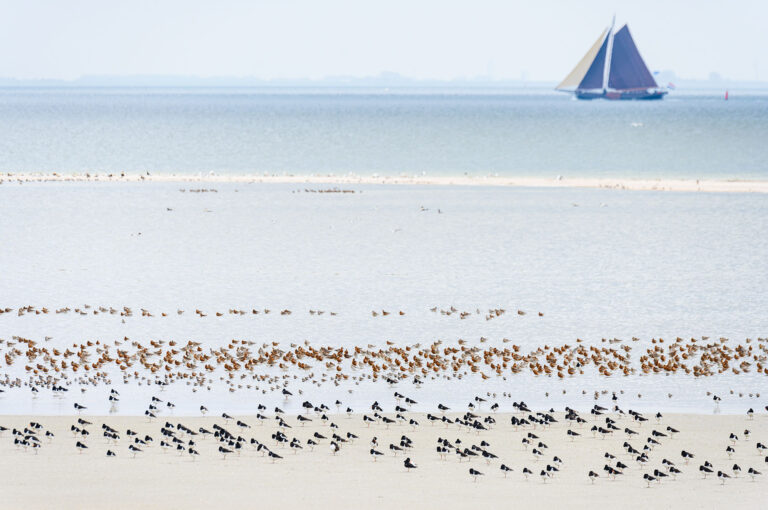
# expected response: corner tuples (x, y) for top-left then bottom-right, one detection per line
(556, 19), (667, 100)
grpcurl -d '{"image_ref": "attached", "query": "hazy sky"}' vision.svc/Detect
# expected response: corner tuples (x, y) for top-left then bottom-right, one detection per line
(1, 0), (766, 82)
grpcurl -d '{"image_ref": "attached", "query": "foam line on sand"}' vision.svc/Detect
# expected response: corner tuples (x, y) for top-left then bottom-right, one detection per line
(3, 172), (768, 193)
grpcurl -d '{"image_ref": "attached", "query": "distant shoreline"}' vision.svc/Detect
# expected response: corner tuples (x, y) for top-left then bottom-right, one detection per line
(3, 172), (768, 193)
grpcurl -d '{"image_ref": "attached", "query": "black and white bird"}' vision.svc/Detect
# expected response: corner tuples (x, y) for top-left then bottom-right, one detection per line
(604, 465), (622, 480)
(643, 473), (656, 487)
(469, 468), (484, 481)
(404, 457), (417, 471)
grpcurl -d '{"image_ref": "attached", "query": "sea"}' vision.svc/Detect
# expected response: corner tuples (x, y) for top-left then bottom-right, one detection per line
(0, 87), (767, 179)
(1, 88), (767, 416)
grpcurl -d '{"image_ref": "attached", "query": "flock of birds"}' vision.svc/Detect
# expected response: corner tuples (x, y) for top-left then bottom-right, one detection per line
(3, 392), (766, 488)
(2, 303), (767, 492)
(0, 317), (766, 400)
(292, 188), (357, 194)
(3, 304), (544, 321)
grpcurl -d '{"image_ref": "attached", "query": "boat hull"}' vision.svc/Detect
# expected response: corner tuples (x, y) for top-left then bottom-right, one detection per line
(575, 89), (667, 100)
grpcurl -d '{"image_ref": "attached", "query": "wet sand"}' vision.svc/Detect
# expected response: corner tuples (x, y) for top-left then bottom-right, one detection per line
(2, 174), (766, 509)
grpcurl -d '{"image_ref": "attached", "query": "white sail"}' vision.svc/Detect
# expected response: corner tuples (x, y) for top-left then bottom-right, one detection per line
(555, 29), (608, 91)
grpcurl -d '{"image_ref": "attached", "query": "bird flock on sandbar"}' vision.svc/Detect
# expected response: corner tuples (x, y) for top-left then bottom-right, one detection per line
(1, 302), (767, 492)
(2, 392), (766, 488)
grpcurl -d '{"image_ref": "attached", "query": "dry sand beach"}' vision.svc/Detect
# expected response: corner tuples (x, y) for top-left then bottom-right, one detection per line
(0, 411), (765, 510)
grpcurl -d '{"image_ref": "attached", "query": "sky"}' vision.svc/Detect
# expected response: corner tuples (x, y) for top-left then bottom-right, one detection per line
(0, 0), (766, 82)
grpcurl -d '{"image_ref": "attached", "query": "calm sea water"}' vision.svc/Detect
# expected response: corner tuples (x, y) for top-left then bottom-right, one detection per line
(1, 182), (766, 415)
(0, 87), (767, 179)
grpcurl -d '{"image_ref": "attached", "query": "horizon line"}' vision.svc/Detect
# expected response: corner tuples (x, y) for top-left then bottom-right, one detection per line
(0, 73), (766, 88)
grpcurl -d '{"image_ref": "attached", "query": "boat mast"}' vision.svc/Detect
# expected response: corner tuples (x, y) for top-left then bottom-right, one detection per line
(602, 15), (616, 93)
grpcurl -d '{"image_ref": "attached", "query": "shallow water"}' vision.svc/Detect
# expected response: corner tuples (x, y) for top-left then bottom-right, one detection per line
(0, 182), (766, 415)
(0, 88), (767, 179)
